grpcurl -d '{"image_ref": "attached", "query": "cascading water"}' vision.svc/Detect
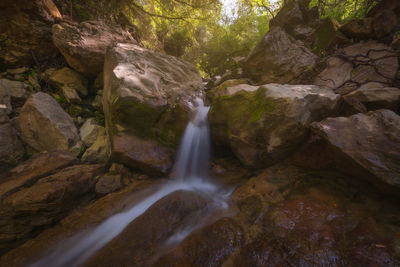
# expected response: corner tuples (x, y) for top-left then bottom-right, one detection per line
(30, 98), (231, 267)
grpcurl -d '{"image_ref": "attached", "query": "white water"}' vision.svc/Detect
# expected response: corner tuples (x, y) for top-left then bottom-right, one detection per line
(31, 98), (231, 267)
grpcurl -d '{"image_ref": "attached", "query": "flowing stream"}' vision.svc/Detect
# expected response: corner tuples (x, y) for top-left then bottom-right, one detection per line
(31, 98), (231, 267)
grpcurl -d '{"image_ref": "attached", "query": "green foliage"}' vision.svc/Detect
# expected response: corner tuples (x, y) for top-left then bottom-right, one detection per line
(184, 0), (274, 77)
(309, 0), (379, 23)
(22, 69), (36, 79)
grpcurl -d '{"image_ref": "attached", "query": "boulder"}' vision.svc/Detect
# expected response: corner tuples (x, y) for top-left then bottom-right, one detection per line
(81, 132), (108, 163)
(0, 164), (104, 253)
(315, 41), (398, 91)
(0, 0), (59, 67)
(19, 92), (83, 155)
(341, 18), (375, 40)
(372, 10), (398, 40)
(310, 110), (400, 188)
(0, 110), (24, 167)
(269, 0), (317, 35)
(208, 83), (340, 168)
(111, 133), (173, 176)
(49, 67), (89, 102)
(0, 151), (76, 201)
(344, 82), (400, 111)
(103, 43), (203, 174)
(52, 21), (136, 77)
(79, 118), (105, 147)
(95, 174), (122, 195)
(0, 79), (30, 114)
(244, 27), (318, 84)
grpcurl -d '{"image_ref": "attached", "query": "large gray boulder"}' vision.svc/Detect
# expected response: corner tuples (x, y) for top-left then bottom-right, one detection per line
(18, 92), (83, 155)
(310, 110), (400, 188)
(103, 43), (203, 175)
(52, 21), (136, 77)
(315, 41), (398, 93)
(208, 82), (341, 168)
(244, 27), (318, 84)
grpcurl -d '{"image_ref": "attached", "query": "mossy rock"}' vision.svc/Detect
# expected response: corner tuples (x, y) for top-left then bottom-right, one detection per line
(109, 98), (162, 138)
(109, 98), (188, 148)
(155, 105), (188, 148)
(209, 87), (277, 143)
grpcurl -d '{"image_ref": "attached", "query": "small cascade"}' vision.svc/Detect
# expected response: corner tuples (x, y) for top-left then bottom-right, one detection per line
(30, 98), (231, 267)
(173, 99), (211, 181)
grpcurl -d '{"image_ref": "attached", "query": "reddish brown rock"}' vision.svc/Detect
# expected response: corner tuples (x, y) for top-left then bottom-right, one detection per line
(0, 151), (76, 201)
(0, 163), (104, 254)
(153, 218), (244, 267)
(85, 191), (207, 267)
(0, 179), (159, 266)
(111, 133), (173, 176)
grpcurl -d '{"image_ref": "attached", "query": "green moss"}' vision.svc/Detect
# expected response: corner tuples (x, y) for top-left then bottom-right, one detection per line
(54, 94), (67, 105)
(156, 105), (187, 147)
(22, 69), (35, 79)
(110, 98), (161, 138)
(210, 87), (275, 139)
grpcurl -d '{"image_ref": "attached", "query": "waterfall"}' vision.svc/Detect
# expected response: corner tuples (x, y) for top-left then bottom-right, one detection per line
(174, 98), (210, 180)
(30, 98), (230, 267)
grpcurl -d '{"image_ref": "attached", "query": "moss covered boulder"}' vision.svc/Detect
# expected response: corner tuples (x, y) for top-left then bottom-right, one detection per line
(208, 83), (341, 168)
(103, 43), (203, 175)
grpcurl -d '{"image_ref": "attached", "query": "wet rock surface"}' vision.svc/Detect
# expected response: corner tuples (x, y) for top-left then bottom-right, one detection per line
(1, 165), (399, 266)
(0, 179), (160, 266)
(84, 190), (208, 267)
(152, 217), (244, 267)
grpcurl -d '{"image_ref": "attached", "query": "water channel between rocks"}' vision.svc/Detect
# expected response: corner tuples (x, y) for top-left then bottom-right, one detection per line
(30, 98), (233, 267)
